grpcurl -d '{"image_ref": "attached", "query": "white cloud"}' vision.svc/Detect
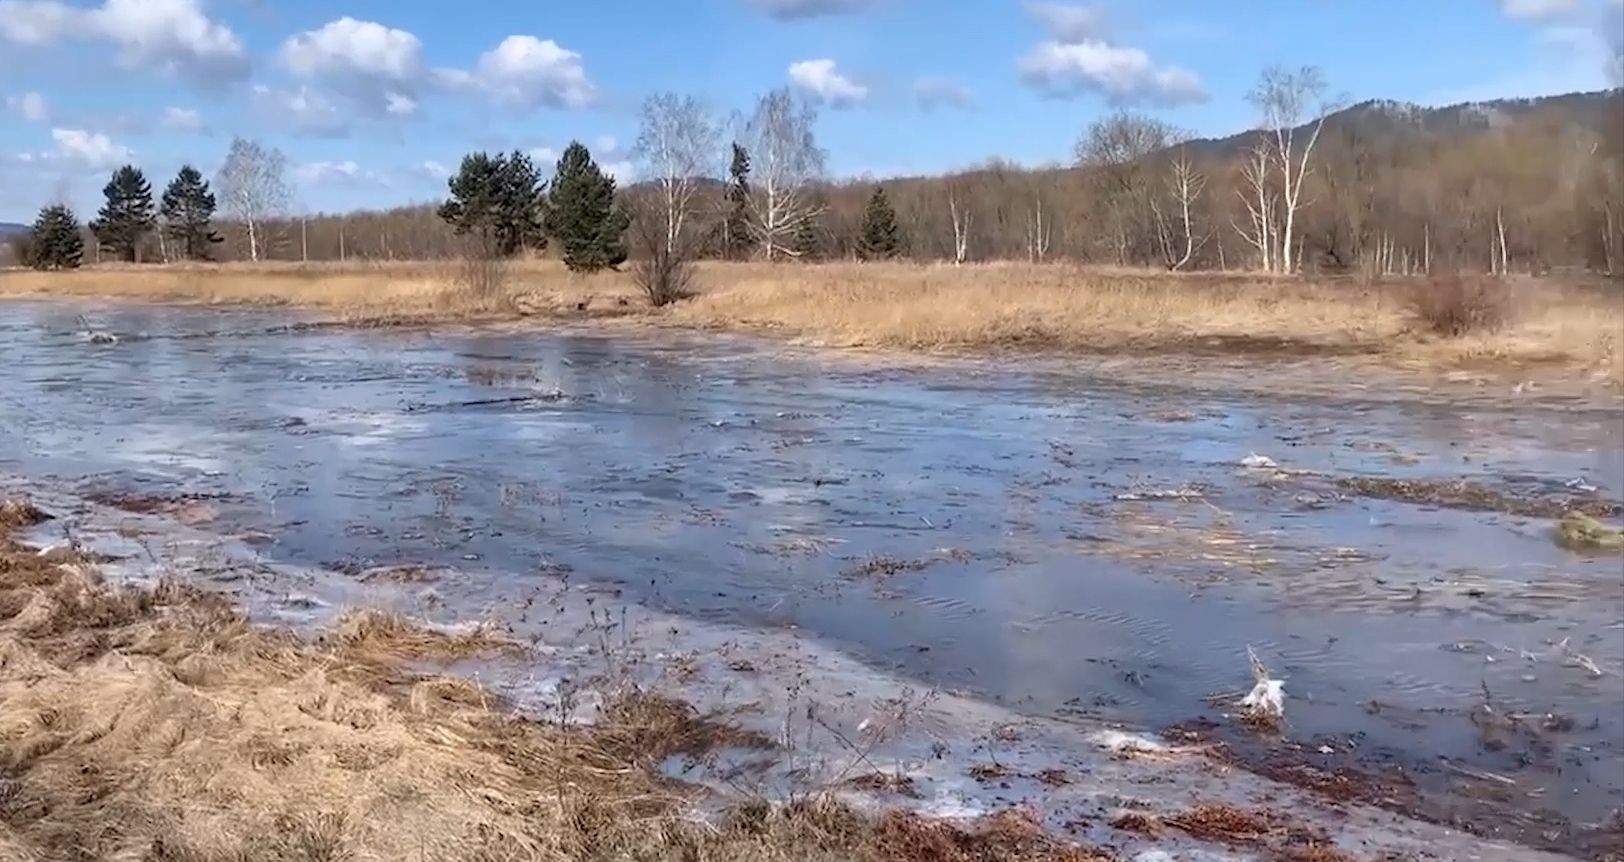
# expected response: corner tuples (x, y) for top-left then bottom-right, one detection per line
(914, 76), (973, 110)
(788, 58), (868, 107)
(0, 0), (248, 82)
(416, 160), (449, 179)
(5, 91), (47, 122)
(1019, 40), (1205, 105)
(160, 106), (203, 132)
(1501, 0), (1581, 20)
(450, 35), (596, 110)
(526, 146), (560, 165)
(49, 128), (132, 169)
(252, 85), (349, 138)
(280, 17), (425, 115)
(1025, 1), (1107, 42)
(747, 0), (870, 20)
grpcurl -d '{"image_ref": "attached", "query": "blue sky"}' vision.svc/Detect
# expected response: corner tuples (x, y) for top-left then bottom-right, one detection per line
(1, 0), (1620, 222)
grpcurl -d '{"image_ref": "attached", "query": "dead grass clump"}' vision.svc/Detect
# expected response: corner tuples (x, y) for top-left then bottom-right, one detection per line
(1337, 476), (1622, 519)
(0, 509), (1117, 862)
(596, 690), (777, 766)
(1165, 803), (1278, 844)
(330, 608), (525, 662)
(1556, 512), (1624, 551)
(0, 499), (49, 529)
(861, 809), (1114, 862)
(1408, 275), (1513, 337)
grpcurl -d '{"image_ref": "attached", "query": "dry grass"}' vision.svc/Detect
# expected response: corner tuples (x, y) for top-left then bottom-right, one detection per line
(3, 260), (1619, 381)
(0, 501), (1097, 862)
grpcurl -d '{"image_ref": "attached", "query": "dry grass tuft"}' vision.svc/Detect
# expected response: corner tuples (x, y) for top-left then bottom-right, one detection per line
(1407, 275), (1513, 337)
(0, 500), (1102, 861)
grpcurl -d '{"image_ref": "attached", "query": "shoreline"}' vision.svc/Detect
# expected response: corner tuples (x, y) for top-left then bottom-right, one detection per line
(0, 480), (1596, 861)
(2, 261), (1619, 394)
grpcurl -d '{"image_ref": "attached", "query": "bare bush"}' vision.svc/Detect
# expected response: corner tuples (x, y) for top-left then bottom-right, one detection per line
(1408, 275), (1512, 336)
(631, 209), (697, 307)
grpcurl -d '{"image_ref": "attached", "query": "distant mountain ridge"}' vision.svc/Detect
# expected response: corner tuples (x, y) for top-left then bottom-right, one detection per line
(1186, 89), (1621, 156)
(0, 222), (27, 240)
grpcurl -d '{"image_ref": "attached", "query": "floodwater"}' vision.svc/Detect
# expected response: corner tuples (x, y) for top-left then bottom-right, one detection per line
(3, 300), (1622, 855)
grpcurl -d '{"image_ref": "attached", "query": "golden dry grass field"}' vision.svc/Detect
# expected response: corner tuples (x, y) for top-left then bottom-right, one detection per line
(1, 260), (1618, 384)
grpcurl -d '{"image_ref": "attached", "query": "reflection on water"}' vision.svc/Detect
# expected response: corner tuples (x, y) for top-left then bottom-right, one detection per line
(3, 300), (1622, 832)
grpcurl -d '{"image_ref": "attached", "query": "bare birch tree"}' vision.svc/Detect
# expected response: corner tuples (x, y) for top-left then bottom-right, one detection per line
(1249, 66), (1333, 273)
(946, 182), (972, 264)
(216, 137), (291, 262)
(633, 93), (722, 257)
(741, 87), (826, 260)
(1152, 149), (1206, 270)
(1075, 111), (1178, 265)
(1233, 139), (1278, 271)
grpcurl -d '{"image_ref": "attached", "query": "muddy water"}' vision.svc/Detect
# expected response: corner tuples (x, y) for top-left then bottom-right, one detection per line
(4, 301), (1622, 844)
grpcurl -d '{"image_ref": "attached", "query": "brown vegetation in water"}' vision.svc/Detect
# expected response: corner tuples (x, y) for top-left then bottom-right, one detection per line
(0, 502), (1098, 862)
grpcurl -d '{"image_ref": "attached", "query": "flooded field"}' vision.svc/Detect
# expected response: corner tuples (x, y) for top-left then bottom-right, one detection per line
(2, 300), (1621, 858)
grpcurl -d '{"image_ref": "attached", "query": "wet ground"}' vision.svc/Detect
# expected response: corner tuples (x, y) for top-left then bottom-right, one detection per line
(3, 300), (1621, 857)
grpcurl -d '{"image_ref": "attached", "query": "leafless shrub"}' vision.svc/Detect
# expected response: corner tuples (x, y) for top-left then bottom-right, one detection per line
(631, 207), (698, 307)
(1408, 275), (1512, 336)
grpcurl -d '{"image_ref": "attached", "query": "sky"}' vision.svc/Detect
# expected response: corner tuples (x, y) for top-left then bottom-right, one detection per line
(1, 0), (1621, 223)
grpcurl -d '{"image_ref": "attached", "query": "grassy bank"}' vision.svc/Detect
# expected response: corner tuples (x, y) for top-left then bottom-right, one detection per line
(0, 498), (1099, 862)
(2, 260), (1618, 381)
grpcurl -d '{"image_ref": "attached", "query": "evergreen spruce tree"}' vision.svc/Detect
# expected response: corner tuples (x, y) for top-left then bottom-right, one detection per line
(544, 142), (629, 273)
(723, 143), (752, 260)
(857, 185), (902, 261)
(160, 165), (223, 261)
(89, 165), (155, 262)
(26, 204), (85, 270)
(791, 213), (821, 261)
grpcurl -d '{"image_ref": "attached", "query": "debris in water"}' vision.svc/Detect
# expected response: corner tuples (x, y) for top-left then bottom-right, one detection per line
(1555, 638), (1607, 678)
(1555, 512), (1624, 552)
(1240, 453), (1279, 470)
(1239, 646), (1285, 730)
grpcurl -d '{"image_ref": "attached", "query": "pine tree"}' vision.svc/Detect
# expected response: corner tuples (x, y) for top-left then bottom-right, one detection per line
(438, 151), (546, 257)
(544, 142), (629, 273)
(160, 165), (223, 261)
(26, 204), (85, 270)
(89, 165), (155, 262)
(857, 185), (902, 261)
(494, 150), (547, 256)
(723, 143), (752, 260)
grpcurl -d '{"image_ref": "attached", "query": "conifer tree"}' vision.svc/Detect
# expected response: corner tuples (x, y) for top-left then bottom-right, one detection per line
(26, 204), (84, 270)
(792, 211), (821, 260)
(857, 185), (902, 261)
(544, 142), (629, 273)
(160, 165), (223, 261)
(723, 143), (752, 260)
(90, 165), (155, 262)
(438, 151), (547, 257)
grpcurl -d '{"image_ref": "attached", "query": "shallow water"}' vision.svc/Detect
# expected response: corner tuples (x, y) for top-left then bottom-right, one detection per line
(3, 300), (1622, 847)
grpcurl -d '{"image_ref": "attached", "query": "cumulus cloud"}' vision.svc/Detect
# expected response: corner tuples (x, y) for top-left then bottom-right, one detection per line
(5, 91), (48, 122)
(0, 0), (248, 83)
(788, 58), (868, 107)
(1019, 41), (1206, 105)
(160, 106), (203, 132)
(280, 17), (424, 115)
(1024, 1), (1107, 42)
(1500, 0), (1624, 85)
(914, 76), (973, 110)
(1017, 1), (1204, 106)
(444, 35), (596, 110)
(747, 0), (870, 20)
(49, 128), (133, 169)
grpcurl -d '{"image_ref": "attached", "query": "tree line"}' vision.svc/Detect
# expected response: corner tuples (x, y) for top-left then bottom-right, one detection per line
(12, 70), (1623, 280)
